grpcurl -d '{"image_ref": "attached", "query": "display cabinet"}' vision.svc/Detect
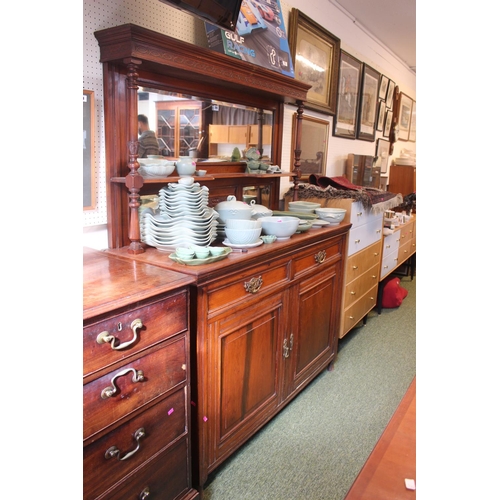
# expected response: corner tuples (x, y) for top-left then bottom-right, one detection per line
(388, 163), (416, 197)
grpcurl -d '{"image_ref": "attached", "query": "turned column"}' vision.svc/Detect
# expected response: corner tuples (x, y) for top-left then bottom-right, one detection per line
(292, 100), (304, 201)
(124, 58), (144, 254)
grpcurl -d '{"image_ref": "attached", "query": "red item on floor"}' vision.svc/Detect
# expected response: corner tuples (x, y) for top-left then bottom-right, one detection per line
(381, 277), (408, 308)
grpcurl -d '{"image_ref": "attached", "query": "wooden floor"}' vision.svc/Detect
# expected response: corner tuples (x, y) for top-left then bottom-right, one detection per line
(344, 377), (416, 500)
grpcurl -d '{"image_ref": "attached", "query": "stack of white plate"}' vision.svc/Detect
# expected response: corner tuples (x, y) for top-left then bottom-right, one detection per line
(394, 157), (416, 166)
(140, 182), (218, 251)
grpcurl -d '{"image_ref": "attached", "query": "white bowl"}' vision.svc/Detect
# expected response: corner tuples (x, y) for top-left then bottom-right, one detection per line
(225, 227), (262, 245)
(195, 170), (207, 176)
(138, 162), (176, 177)
(259, 216), (300, 240)
(315, 208), (347, 224)
(225, 219), (262, 230)
(178, 176), (195, 186)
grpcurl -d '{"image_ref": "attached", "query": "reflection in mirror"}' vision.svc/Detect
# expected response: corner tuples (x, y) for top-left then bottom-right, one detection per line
(138, 88), (273, 160)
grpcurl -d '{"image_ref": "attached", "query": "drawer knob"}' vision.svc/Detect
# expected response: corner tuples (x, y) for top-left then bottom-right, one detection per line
(244, 276), (263, 294)
(101, 368), (145, 399)
(350, 291), (356, 295)
(96, 318), (143, 351)
(354, 239), (361, 244)
(352, 265), (358, 270)
(105, 427), (145, 461)
(315, 250), (327, 264)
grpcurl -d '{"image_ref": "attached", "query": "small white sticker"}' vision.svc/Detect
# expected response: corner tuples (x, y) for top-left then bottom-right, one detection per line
(405, 478), (416, 490)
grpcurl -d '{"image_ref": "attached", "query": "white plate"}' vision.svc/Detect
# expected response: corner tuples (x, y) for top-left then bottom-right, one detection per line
(311, 219), (330, 227)
(222, 238), (263, 249)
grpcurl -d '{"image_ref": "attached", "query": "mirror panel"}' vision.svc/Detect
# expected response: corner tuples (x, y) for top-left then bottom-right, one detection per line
(138, 88), (274, 160)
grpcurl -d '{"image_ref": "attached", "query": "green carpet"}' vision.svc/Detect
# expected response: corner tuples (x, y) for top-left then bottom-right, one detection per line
(203, 275), (416, 500)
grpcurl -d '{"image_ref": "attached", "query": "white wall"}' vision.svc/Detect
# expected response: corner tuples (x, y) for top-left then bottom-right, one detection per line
(83, 0), (416, 249)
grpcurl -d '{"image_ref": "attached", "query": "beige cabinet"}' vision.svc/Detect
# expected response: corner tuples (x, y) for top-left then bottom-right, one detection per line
(208, 124), (272, 156)
(380, 217), (416, 280)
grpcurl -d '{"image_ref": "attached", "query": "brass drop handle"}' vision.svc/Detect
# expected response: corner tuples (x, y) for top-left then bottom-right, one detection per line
(105, 427), (145, 461)
(101, 368), (145, 399)
(283, 338), (289, 359)
(96, 318), (143, 351)
(315, 250), (326, 264)
(244, 276), (263, 293)
(289, 333), (294, 352)
(139, 487), (150, 499)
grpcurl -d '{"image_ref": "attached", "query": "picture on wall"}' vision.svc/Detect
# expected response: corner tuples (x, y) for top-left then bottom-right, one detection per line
(291, 113), (329, 179)
(383, 109), (393, 138)
(376, 100), (386, 131)
(408, 101), (416, 142)
(83, 90), (95, 210)
(386, 79), (395, 109)
(376, 138), (390, 173)
(379, 75), (389, 100)
(334, 50), (363, 139)
(356, 63), (380, 142)
(288, 9), (340, 115)
(397, 92), (413, 141)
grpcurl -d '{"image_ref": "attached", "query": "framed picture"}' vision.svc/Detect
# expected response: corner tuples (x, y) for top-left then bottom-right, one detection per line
(288, 9), (340, 115)
(376, 138), (390, 173)
(334, 50), (363, 139)
(386, 79), (396, 109)
(408, 101), (416, 142)
(379, 75), (389, 100)
(83, 90), (96, 210)
(398, 93), (413, 141)
(356, 63), (380, 142)
(383, 109), (393, 138)
(291, 113), (329, 180)
(376, 101), (386, 131)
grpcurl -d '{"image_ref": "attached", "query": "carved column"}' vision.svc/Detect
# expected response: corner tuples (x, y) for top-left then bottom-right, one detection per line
(292, 100), (304, 201)
(124, 58), (144, 254)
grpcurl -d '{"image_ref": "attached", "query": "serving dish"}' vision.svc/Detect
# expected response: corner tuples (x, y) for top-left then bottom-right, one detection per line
(168, 247), (232, 265)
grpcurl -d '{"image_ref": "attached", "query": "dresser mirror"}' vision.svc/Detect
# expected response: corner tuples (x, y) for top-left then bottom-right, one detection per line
(139, 88), (274, 159)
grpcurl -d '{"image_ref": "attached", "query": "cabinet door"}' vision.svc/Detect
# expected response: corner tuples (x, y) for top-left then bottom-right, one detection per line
(203, 292), (286, 472)
(284, 265), (340, 400)
(228, 125), (248, 144)
(209, 124), (229, 143)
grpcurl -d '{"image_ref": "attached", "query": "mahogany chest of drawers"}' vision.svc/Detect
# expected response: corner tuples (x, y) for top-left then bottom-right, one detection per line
(83, 248), (199, 500)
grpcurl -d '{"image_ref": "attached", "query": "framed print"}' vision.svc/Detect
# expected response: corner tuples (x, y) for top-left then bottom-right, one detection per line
(291, 113), (329, 179)
(356, 63), (380, 142)
(83, 90), (96, 210)
(334, 50), (362, 139)
(398, 93), (413, 141)
(408, 101), (416, 142)
(383, 109), (393, 137)
(376, 138), (390, 173)
(376, 101), (386, 131)
(288, 9), (340, 115)
(379, 75), (389, 100)
(386, 79), (395, 109)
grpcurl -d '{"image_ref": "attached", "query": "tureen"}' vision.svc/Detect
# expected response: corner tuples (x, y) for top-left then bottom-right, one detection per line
(214, 195), (255, 223)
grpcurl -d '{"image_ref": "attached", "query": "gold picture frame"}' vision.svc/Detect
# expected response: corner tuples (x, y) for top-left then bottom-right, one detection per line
(288, 9), (340, 115)
(291, 113), (330, 180)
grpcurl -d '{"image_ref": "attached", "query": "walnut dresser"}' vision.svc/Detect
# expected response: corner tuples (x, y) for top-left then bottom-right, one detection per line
(83, 248), (199, 500)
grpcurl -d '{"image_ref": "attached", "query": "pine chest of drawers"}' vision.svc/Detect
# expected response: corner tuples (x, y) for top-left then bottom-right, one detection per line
(83, 248), (199, 500)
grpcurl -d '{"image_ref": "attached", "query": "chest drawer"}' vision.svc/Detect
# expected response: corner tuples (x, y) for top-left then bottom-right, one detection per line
(96, 437), (191, 500)
(342, 284), (378, 337)
(345, 240), (381, 284)
(343, 263), (380, 309)
(84, 336), (187, 441)
(293, 239), (342, 279)
(84, 387), (187, 499)
(348, 217), (383, 256)
(397, 239), (413, 264)
(84, 291), (188, 378)
(207, 260), (290, 314)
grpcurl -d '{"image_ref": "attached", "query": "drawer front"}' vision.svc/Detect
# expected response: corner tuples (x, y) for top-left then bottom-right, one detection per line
(84, 388), (187, 499)
(341, 284), (378, 338)
(84, 291), (188, 378)
(380, 249), (400, 279)
(382, 230), (400, 257)
(97, 437), (192, 500)
(345, 240), (382, 284)
(348, 218), (383, 256)
(398, 221), (414, 246)
(84, 336), (187, 440)
(349, 201), (369, 228)
(293, 240), (342, 279)
(207, 260), (290, 314)
(343, 263), (380, 309)
(397, 239), (413, 264)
